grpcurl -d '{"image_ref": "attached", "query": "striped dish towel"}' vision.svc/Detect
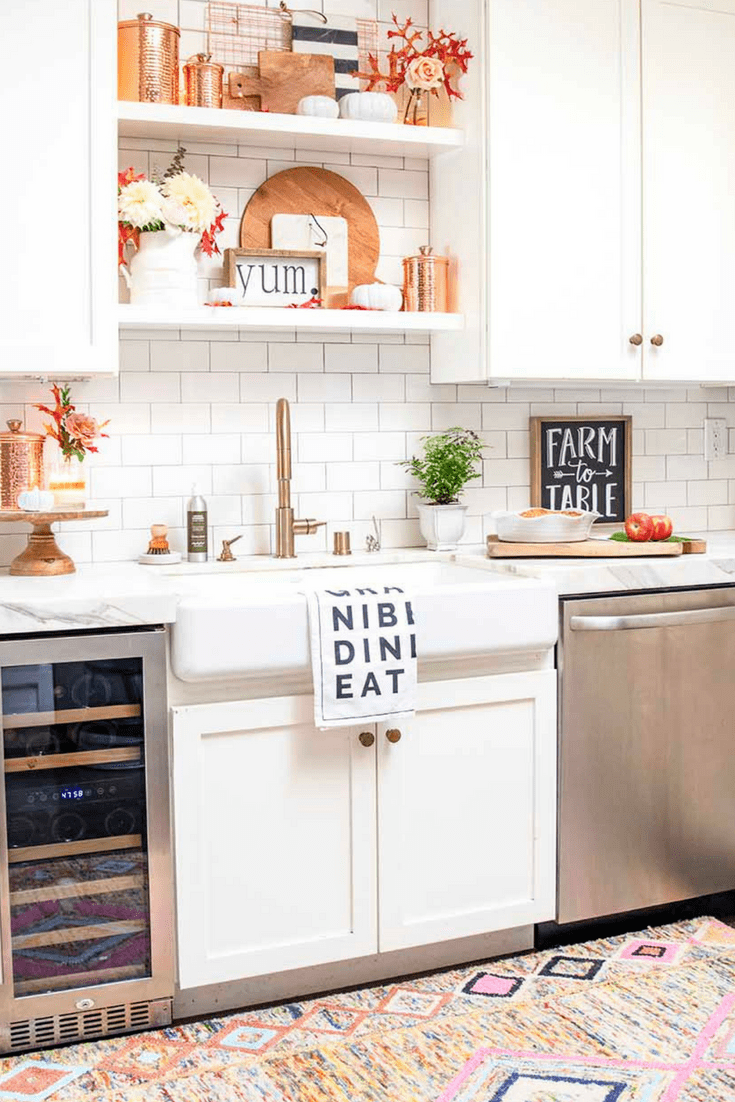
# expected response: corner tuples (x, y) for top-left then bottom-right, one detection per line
(291, 14), (359, 100)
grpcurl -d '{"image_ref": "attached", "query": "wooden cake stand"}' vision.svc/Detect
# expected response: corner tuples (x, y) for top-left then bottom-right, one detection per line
(0, 509), (108, 576)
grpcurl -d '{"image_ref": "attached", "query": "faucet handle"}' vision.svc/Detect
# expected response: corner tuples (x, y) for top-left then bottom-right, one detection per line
(217, 534), (242, 562)
(293, 518), (326, 536)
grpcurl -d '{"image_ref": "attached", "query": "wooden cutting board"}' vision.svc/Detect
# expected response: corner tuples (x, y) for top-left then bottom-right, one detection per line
(485, 536), (703, 558)
(241, 167), (380, 306)
(228, 52), (335, 115)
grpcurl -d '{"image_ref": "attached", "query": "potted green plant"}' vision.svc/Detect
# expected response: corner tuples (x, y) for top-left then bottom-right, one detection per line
(401, 428), (484, 550)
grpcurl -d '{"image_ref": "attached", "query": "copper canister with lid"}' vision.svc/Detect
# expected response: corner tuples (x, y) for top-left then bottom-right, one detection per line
(402, 245), (449, 312)
(118, 12), (180, 104)
(0, 421), (45, 510)
(184, 53), (224, 109)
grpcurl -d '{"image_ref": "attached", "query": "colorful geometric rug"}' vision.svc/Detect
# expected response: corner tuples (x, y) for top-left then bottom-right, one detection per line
(0, 916), (734, 1100)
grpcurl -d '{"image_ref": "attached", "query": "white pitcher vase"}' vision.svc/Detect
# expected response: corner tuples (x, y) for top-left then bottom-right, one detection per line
(121, 228), (199, 309)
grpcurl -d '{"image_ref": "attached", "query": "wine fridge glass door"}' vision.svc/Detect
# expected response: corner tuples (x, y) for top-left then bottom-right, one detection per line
(1, 656), (153, 998)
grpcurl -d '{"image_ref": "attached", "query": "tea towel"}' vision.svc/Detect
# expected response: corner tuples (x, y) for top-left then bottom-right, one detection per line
(305, 582), (418, 729)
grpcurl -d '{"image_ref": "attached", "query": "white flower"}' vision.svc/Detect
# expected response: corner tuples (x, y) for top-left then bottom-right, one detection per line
(118, 179), (164, 228)
(162, 172), (218, 233)
(160, 197), (190, 229)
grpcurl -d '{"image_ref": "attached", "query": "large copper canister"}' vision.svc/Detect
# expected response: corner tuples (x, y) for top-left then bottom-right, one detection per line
(402, 246), (449, 312)
(0, 421), (45, 510)
(184, 54), (224, 109)
(118, 12), (180, 105)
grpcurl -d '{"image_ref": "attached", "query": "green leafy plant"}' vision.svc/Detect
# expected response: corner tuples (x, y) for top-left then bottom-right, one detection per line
(400, 428), (484, 505)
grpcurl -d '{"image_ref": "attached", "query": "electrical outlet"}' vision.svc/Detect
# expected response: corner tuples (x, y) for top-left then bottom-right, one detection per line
(704, 418), (727, 461)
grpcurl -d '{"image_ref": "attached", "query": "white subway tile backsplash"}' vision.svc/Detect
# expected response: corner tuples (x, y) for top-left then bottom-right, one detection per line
(3, 117), (732, 569)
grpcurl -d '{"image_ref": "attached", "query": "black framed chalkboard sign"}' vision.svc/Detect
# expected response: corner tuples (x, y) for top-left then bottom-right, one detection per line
(530, 415), (632, 524)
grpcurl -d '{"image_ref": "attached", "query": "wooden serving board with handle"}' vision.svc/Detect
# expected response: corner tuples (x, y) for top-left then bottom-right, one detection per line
(228, 51), (335, 115)
(486, 536), (707, 558)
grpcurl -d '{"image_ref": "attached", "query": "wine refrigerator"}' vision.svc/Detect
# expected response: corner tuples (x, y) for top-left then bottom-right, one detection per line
(0, 628), (174, 1052)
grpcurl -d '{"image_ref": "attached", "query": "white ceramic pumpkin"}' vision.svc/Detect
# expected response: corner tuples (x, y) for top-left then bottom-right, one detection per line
(339, 92), (398, 123)
(350, 283), (404, 311)
(297, 95), (340, 119)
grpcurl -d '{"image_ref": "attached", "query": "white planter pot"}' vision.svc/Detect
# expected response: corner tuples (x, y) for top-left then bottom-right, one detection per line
(121, 229), (199, 309)
(417, 503), (468, 551)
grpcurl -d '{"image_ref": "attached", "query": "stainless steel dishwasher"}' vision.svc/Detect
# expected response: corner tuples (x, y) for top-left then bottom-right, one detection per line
(557, 585), (735, 925)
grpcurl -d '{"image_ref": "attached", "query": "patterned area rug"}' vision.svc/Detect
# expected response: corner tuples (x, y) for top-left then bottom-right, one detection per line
(0, 916), (734, 1100)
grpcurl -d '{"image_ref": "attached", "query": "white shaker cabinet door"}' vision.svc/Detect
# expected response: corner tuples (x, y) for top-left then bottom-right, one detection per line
(487, 0), (642, 382)
(376, 672), (557, 953)
(0, 0), (117, 376)
(173, 696), (377, 990)
(642, 0), (735, 381)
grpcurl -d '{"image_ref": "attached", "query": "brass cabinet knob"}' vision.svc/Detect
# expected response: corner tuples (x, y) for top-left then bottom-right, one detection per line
(651, 334), (664, 346)
(386, 728), (402, 744)
(358, 731), (374, 748)
(629, 333), (643, 346)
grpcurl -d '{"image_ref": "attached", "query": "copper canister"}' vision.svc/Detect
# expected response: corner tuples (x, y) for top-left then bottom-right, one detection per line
(118, 12), (180, 105)
(402, 246), (449, 312)
(0, 421), (45, 510)
(184, 53), (224, 109)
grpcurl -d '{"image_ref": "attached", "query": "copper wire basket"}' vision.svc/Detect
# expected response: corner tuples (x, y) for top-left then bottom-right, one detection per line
(118, 12), (180, 104)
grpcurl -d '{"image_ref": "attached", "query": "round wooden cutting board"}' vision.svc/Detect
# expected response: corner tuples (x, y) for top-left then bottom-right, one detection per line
(240, 167), (381, 303)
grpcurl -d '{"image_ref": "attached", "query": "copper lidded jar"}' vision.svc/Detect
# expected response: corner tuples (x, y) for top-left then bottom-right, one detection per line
(118, 12), (180, 105)
(184, 53), (224, 109)
(402, 245), (449, 312)
(0, 421), (45, 510)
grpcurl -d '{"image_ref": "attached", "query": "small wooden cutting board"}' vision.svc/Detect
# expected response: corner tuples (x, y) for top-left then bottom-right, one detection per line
(486, 536), (694, 558)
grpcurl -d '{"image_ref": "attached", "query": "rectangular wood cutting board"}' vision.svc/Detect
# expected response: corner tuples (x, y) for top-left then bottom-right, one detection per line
(486, 536), (706, 558)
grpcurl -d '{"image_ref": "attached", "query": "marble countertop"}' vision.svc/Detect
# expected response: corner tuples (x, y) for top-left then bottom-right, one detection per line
(2, 534), (735, 634)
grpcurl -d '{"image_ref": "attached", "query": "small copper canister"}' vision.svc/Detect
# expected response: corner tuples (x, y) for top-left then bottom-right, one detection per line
(402, 246), (449, 312)
(0, 421), (45, 510)
(184, 54), (224, 109)
(118, 12), (180, 105)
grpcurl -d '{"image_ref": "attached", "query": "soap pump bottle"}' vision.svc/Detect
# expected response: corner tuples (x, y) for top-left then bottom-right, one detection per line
(187, 485), (208, 563)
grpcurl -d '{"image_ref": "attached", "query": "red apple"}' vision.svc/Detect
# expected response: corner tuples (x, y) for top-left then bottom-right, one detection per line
(624, 512), (655, 541)
(650, 514), (674, 541)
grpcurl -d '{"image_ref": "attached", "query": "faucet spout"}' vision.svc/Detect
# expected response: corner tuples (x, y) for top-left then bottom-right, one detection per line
(274, 397), (325, 558)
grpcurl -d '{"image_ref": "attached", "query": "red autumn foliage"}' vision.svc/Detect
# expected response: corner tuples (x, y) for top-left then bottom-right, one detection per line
(356, 14), (473, 101)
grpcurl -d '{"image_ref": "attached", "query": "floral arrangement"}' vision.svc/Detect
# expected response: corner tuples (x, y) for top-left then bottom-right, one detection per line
(118, 146), (226, 265)
(35, 385), (109, 462)
(357, 14), (472, 122)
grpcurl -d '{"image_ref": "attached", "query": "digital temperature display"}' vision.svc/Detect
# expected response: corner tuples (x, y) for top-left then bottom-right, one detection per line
(60, 788), (84, 801)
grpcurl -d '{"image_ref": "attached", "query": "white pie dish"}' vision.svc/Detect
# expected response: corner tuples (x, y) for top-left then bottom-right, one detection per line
(492, 509), (601, 543)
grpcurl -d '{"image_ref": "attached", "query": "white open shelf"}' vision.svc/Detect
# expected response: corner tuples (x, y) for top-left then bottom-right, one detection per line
(118, 305), (464, 333)
(118, 101), (464, 159)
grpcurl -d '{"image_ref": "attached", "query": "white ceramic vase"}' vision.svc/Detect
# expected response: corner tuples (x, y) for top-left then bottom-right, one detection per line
(121, 228), (199, 308)
(417, 502), (468, 551)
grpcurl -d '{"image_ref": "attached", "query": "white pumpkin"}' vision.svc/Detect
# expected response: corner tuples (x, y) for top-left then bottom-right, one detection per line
(350, 283), (404, 312)
(339, 92), (398, 123)
(297, 95), (340, 119)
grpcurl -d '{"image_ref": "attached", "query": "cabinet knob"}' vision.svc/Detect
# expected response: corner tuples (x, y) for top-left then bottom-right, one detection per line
(651, 334), (664, 346)
(629, 333), (643, 346)
(386, 728), (402, 744)
(358, 731), (374, 748)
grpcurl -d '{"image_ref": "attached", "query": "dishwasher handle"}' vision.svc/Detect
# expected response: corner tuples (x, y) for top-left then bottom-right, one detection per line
(570, 606), (735, 632)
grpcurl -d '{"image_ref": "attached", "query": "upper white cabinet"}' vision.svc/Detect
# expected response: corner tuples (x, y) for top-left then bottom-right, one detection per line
(432, 0), (735, 384)
(0, 1), (117, 377)
(642, 0), (735, 382)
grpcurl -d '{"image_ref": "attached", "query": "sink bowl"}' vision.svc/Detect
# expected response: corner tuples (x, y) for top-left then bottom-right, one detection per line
(170, 560), (558, 682)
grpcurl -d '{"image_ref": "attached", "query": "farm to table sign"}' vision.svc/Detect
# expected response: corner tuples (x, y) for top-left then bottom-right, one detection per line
(530, 415), (632, 523)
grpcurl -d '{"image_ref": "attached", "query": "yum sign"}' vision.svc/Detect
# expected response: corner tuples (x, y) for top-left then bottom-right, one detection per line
(224, 248), (326, 307)
(530, 415), (632, 522)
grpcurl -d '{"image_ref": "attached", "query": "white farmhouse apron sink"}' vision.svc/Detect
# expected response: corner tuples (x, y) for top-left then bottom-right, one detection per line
(169, 561), (557, 683)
